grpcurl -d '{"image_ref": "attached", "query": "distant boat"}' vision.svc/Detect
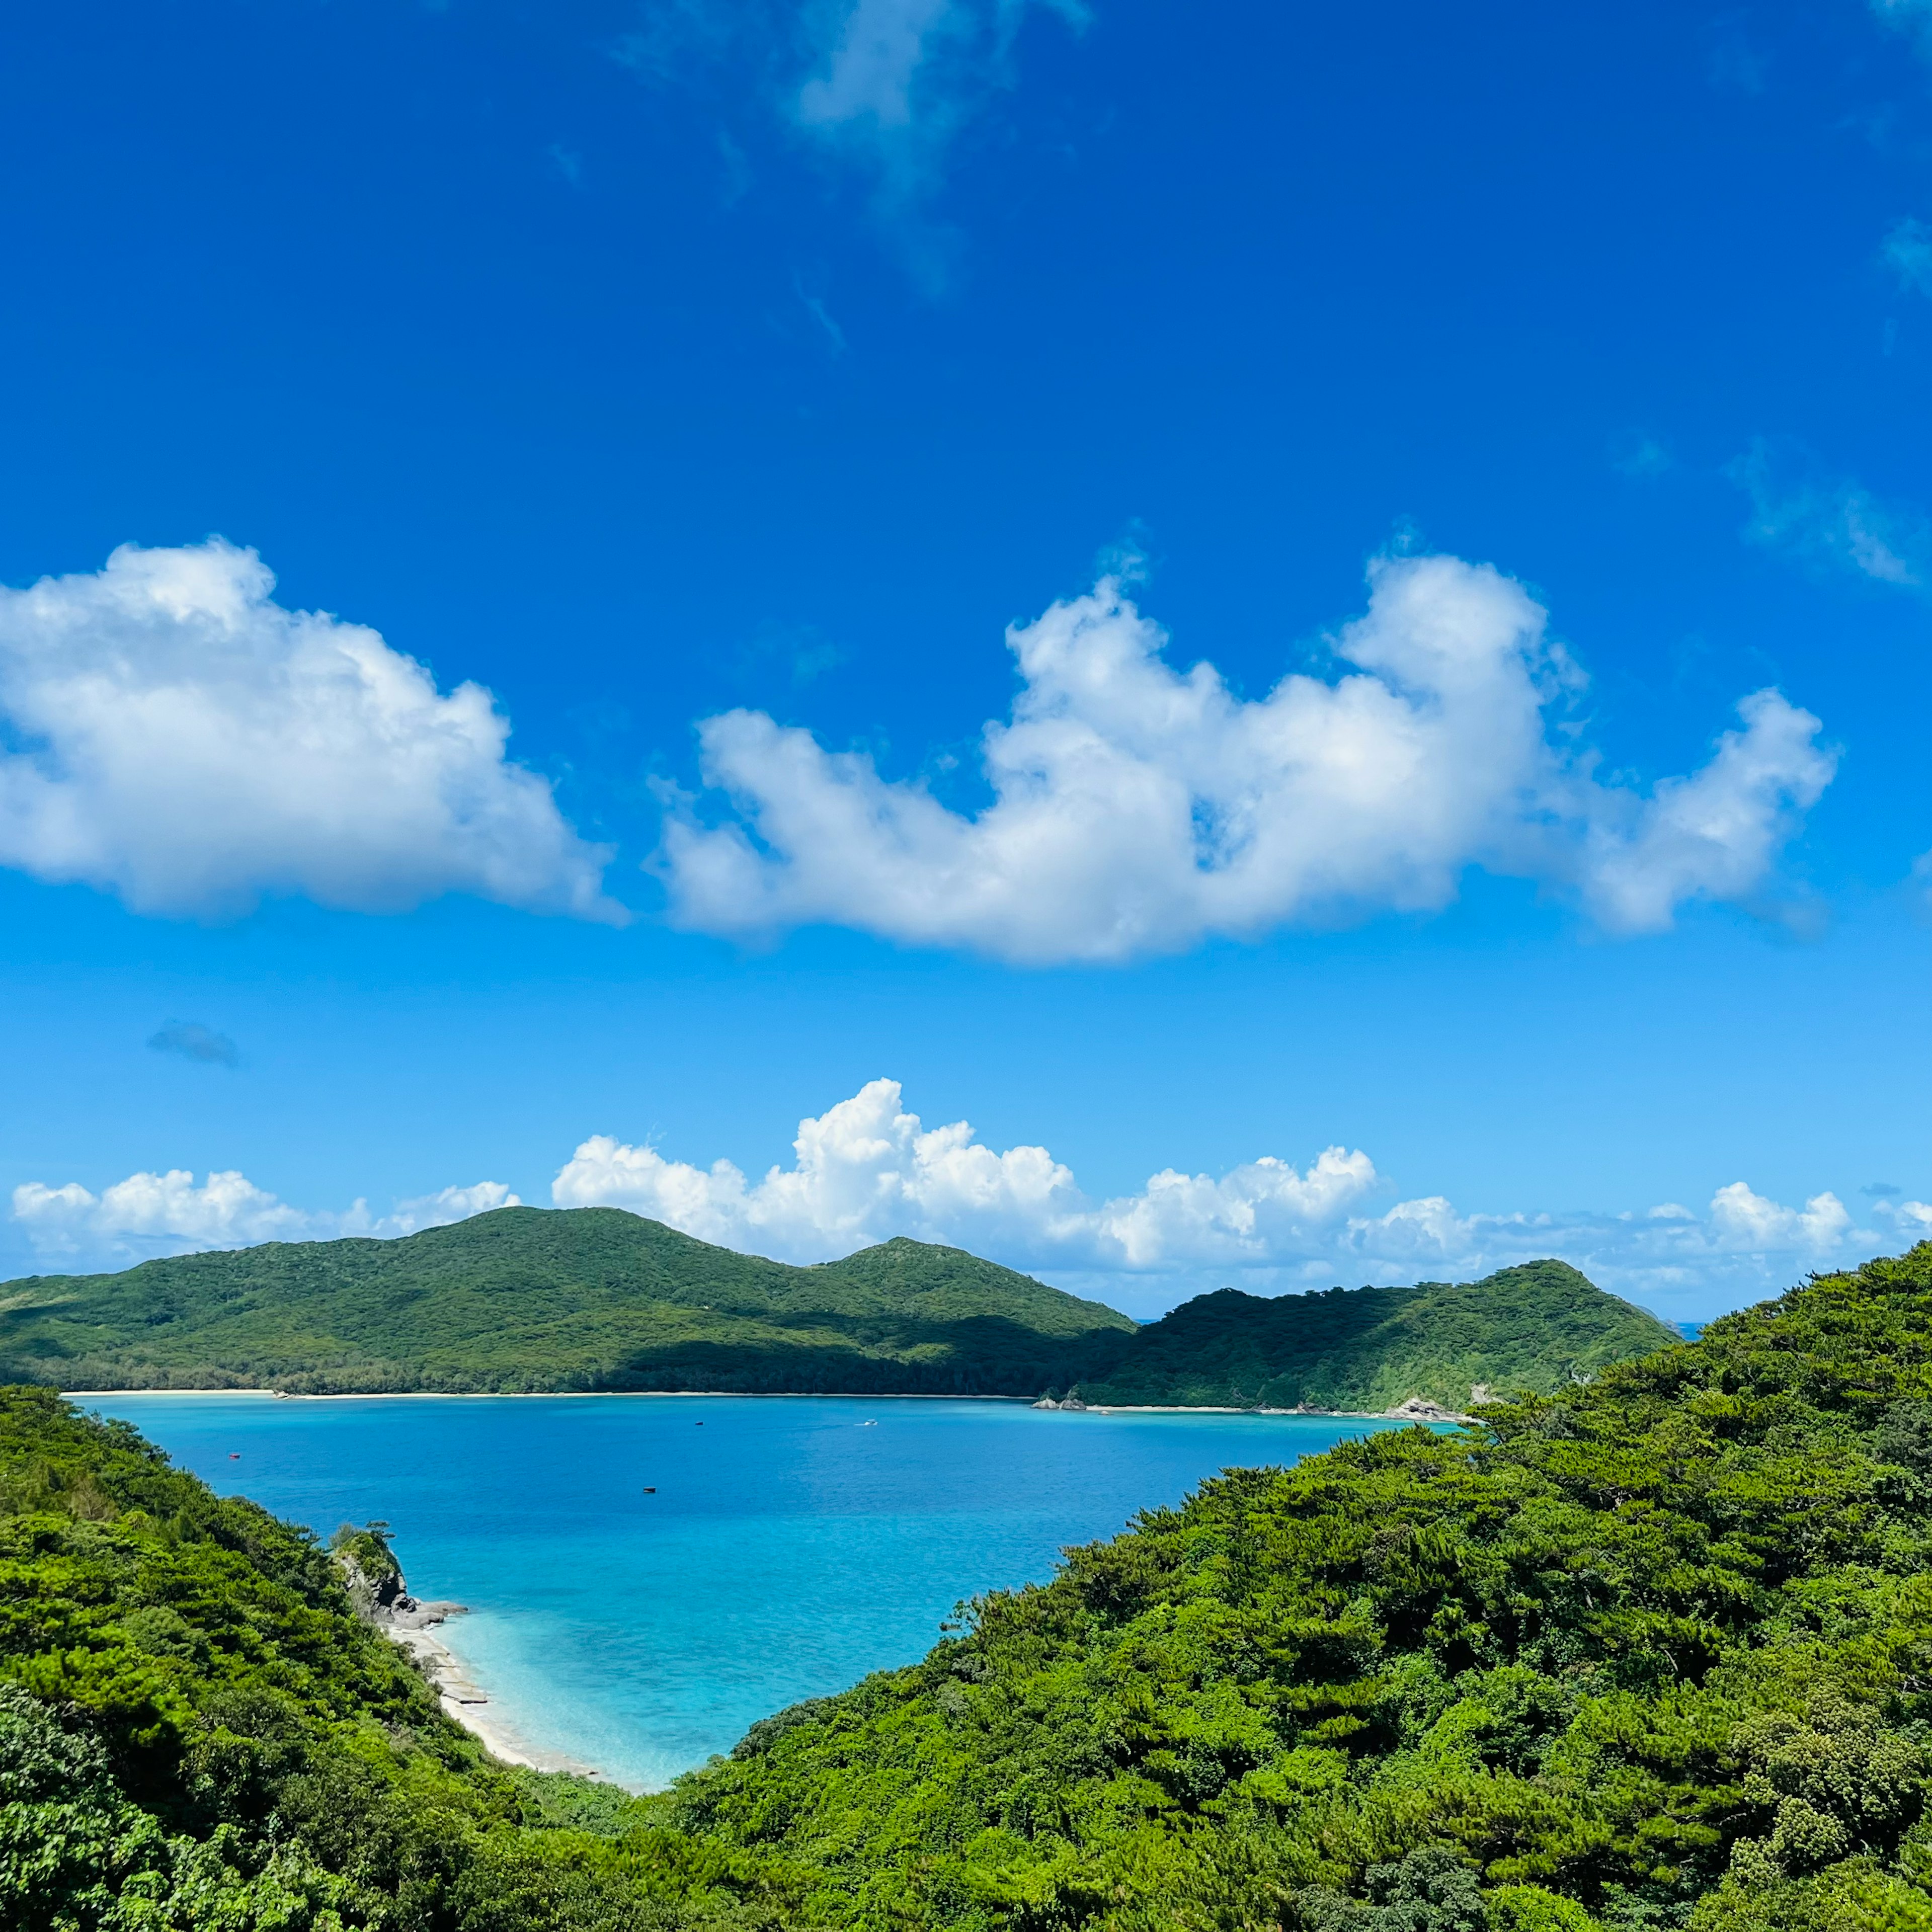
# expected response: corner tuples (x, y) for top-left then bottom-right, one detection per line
(228, 1452), (240, 1459)
(859, 1420), (876, 1428)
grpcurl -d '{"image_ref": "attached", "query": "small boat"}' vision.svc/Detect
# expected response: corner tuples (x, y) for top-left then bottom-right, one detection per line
(228, 1452), (240, 1459)
(859, 1420), (876, 1428)
(642, 1486), (657, 1493)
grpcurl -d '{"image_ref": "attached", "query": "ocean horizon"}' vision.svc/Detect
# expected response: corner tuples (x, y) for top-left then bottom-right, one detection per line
(85, 1391), (1415, 1790)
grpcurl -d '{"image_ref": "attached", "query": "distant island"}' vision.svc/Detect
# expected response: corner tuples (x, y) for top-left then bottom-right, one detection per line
(0, 1205), (1673, 1409)
(1068, 1260), (1677, 1413)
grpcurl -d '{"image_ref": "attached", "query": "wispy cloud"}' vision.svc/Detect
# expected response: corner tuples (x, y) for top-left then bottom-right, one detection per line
(652, 552), (1834, 963)
(619, 0), (1087, 222)
(0, 540), (619, 923)
(1873, 0), (1932, 39)
(1611, 432), (1672, 478)
(1883, 215), (1932, 297)
(147, 1021), (240, 1069)
(794, 278), (848, 352)
(1729, 438), (1930, 588)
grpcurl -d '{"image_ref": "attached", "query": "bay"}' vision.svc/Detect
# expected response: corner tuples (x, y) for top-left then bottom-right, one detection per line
(84, 1392), (1408, 1791)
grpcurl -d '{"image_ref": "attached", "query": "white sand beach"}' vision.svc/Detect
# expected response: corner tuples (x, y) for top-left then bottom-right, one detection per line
(382, 1610), (607, 1781)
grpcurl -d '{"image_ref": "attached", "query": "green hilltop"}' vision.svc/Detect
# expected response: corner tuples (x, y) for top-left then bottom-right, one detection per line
(0, 1211), (1676, 1410)
(8, 1247), (1932, 1927)
(1072, 1259), (1679, 1413)
(0, 1205), (1136, 1396)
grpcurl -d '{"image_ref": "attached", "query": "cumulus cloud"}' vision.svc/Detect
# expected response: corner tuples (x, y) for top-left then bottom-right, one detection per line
(147, 1021), (240, 1068)
(548, 1079), (1906, 1321)
(1730, 438), (1930, 588)
(551, 1077), (1381, 1267)
(0, 540), (618, 921)
(11, 1169), (520, 1267)
(654, 553), (1834, 963)
(13, 1084), (1914, 1320)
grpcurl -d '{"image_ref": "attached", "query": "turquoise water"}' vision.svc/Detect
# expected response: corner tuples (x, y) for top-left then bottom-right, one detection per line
(86, 1393), (1407, 1790)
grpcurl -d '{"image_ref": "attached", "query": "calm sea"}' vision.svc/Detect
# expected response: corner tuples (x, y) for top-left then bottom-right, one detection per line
(85, 1393), (1408, 1790)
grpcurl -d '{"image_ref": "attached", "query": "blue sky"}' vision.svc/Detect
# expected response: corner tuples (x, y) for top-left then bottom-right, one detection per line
(2, 0), (1931, 1318)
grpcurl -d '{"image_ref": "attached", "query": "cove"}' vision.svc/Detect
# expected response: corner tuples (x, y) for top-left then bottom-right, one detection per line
(84, 1392), (1411, 1791)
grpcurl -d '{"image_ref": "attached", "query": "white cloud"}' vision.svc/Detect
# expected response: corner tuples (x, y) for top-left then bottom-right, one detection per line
(1577, 689), (1835, 934)
(1707, 1180), (1852, 1250)
(549, 1079), (1907, 1322)
(11, 1169), (520, 1267)
(552, 1078), (1382, 1269)
(14, 1085), (1915, 1322)
(374, 1183), (523, 1239)
(1730, 438), (1930, 588)
(553, 1078), (1098, 1256)
(654, 553), (1834, 963)
(0, 540), (618, 921)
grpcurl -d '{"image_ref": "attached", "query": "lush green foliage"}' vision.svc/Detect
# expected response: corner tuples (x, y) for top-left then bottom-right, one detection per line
(0, 1382), (781, 1930)
(1075, 1262), (1677, 1412)
(661, 1244), (1932, 1928)
(0, 1209), (1135, 1396)
(13, 1246), (1932, 1929)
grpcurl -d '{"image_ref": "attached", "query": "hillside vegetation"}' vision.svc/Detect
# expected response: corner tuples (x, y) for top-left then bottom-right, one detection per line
(8, 1248), (1932, 1926)
(0, 1206), (1135, 1395)
(0, 1214), (1680, 1412)
(1074, 1260), (1678, 1412)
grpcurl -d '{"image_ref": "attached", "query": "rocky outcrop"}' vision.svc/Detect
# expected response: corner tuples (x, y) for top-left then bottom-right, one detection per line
(1383, 1396), (1468, 1422)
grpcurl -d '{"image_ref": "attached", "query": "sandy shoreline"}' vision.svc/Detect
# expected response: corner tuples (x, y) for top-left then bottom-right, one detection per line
(380, 1608), (611, 1783)
(63, 1387), (1465, 1420)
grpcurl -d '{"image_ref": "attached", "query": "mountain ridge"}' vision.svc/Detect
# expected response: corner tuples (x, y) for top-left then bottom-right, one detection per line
(0, 1205), (1136, 1396)
(1070, 1258), (1678, 1413)
(0, 1211), (1675, 1409)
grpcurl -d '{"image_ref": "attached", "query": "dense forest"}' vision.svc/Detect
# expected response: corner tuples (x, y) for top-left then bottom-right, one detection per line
(0, 1210), (1673, 1414)
(0, 1208), (1135, 1396)
(1073, 1261), (1678, 1413)
(9, 1244), (1932, 1926)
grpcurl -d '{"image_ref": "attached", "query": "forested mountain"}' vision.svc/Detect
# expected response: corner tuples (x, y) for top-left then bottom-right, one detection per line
(0, 1206), (1135, 1395)
(1072, 1260), (1677, 1412)
(11, 1247), (1932, 1925)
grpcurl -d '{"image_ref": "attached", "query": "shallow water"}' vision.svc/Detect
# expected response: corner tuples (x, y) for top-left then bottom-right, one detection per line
(86, 1393), (1410, 1789)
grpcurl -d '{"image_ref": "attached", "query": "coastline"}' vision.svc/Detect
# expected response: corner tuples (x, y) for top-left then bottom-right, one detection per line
(59, 1387), (1039, 1403)
(380, 1607), (610, 1783)
(65, 1386), (1469, 1421)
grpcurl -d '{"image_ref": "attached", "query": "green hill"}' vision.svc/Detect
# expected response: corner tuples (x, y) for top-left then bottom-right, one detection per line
(10, 1247), (1932, 1927)
(0, 1205), (1136, 1395)
(1071, 1259), (1677, 1412)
